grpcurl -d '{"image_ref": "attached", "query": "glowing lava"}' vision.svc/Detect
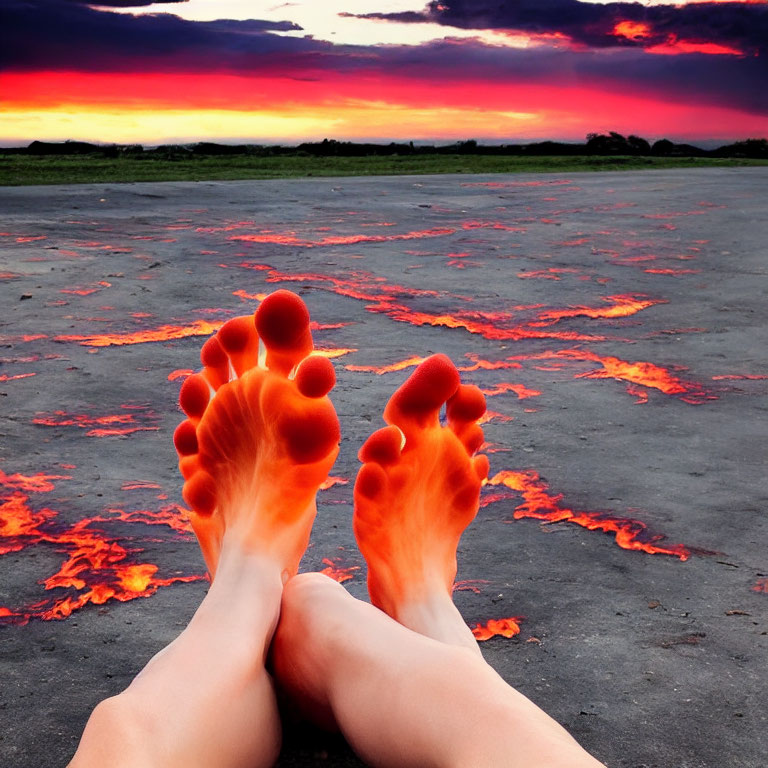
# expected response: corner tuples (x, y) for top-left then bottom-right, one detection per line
(33, 405), (159, 437)
(487, 470), (690, 560)
(479, 382), (541, 399)
(230, 226), (455, 247)
(506, 349), (713, 404)
(471, 617), (523, 641)
(534, 295), (661, 322)
(55, 319), (226, 347)
(0, 471), (204, 623)
(319, 557), (360, 584)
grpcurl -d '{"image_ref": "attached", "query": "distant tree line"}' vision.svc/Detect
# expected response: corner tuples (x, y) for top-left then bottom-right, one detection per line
(3, 134), (767, 159)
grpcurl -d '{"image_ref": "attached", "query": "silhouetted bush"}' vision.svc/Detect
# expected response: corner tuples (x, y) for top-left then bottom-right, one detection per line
(3, 135), (766, 161)
(191, 142), (252, 155)
(651, 139), (709, 157)
(27, 140), (102, 155)
(627, 135), (651, 155)
(713, 138), (768, 159)
(585, 132), (649, 155)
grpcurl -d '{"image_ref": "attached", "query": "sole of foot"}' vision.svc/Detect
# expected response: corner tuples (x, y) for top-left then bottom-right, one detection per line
(174, 289), (340, 580)
(353, 354), (489, 624)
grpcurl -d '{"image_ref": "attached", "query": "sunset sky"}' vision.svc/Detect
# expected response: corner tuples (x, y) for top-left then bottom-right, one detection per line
(2, 0), (767, 146)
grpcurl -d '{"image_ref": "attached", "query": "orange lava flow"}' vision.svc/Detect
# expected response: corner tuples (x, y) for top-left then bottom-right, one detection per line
(319, 557), (361, 584)
(121, 481), (162, 491)
(238, 263), (657, 344)
(453, 579), (490, 594)
(0, 472), (203, 624)
(479, 382), (541, 399)
(233, 289), (268, 301)
(535, 294), (661, 322)
(517, 268), (581, 280)
(644, 268), (701, 276)
(752, 578), (768, 594)
(487, 470), (690, 560)
(168, 369), (194, 381)
(345, 356), (428, 374)
(471, 617), (523, 641)
(54, 319), (225, 347)
(33, 405), (159, 437)
(319, 476), (350, 490)
(0, 373), (36, 382)
(508, 349), (713, 404)
(0, 469), (71, 492)
(478, 410), (515, 425)
(372, 302), (603, 342)
(230, 226), (455, 247)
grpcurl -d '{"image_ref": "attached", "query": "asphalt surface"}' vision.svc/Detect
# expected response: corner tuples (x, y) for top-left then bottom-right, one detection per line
(1, 168), (766, 768)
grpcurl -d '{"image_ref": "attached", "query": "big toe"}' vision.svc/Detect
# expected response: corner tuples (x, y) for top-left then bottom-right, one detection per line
(383, 354), (460, 438)
(255, 289), (313, 376)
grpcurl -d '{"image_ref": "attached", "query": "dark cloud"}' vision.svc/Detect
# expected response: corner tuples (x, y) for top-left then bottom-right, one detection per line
(67, 0), (187, 6)
(0, 0), (310, 72)
(1, 0), (765, 118)
(350, 0), (768, 55)
(386, 37), (768, 115)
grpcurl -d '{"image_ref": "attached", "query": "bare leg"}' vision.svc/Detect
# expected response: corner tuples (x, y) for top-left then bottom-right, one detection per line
(70, 291), (340, 768)
(273, 356), (605, 768)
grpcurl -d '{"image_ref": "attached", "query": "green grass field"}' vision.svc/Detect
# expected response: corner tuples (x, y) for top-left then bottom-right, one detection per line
(1, 153), (766, 186)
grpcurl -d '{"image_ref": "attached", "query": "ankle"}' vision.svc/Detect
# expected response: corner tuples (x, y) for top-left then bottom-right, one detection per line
(395, 591), (482, 655)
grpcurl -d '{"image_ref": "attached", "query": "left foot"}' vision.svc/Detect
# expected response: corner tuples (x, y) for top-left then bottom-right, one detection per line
(174, 290), (340, 579)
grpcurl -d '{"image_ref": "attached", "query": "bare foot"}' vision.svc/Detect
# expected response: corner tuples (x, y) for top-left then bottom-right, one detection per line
(174, 289), (340, 580)
(353, 354), (489, 650)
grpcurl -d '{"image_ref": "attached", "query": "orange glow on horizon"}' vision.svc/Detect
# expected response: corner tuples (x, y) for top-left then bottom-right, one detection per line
(647, 36), (745, 56)
(1, 71), (765, 144)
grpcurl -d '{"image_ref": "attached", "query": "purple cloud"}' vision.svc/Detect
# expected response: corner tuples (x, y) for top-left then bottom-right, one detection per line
(349, 0), (768, 55)
(1, 0), (765, 118)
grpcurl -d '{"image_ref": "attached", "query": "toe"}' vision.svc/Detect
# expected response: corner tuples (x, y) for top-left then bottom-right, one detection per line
(450, 422), (484, 455)
(173, 419), (198, 457)
(473, 454), (490, 482)
(217, 316), (260, 378)
(179, 455), (201, 481)
(354, 461), (388, 501)
(447, 384), (486, 425)
(383, 354), (461, 437)
(358, 425), (404, 466)
(180, 374), (211, 421)
(295, 356), (336, 398)
(446, 385), (487, 454)
(183, 470), (217, 516)
(255, 289), (313, 376)
(201, 335), (231, 389)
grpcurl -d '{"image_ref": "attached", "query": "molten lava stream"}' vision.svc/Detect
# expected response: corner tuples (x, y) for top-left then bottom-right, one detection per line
(229, 226), (456, 247)
(487, 470), (690, 560)
(505, 349), (714, 405)
(0, 470), (204, 624)
(33, 405), (159, 437)
(54, 319), (226, 347)
(319, 557), (360, 584)
(471, 617), (524, 641)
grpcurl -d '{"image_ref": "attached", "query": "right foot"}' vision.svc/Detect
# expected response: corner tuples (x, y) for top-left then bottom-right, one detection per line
(353, 355), (489, 647)
(174, 290), (340, 580)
